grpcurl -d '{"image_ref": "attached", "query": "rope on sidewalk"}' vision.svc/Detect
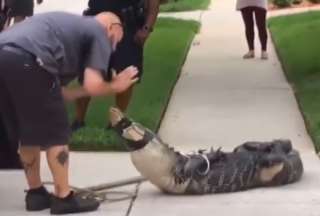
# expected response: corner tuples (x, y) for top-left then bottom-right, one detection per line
(43, 176), (147, 203)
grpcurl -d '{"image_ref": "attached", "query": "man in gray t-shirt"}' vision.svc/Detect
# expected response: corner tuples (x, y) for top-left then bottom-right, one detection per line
(0, 11), (114, 85)
(0, 11), (138, 214)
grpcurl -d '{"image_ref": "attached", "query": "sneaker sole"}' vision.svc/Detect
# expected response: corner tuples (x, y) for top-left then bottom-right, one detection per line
(26, 201), (50, 211)
(50, 203), (100, 215)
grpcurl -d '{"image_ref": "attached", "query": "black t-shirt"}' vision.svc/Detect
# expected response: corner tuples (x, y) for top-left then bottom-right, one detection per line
(0, 12), (112, 85)
(88, 0), (133, 14)
(87, 0), (145, 26)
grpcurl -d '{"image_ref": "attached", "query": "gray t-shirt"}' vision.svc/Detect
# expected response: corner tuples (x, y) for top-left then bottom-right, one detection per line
(0, 12), (112, 85)
(236, 0), (268, 10)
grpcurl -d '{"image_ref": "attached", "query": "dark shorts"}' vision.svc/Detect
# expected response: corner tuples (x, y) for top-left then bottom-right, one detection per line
(0, 46), (71, 148)
(107, 28), (144, 81)
(6, 0), (34, 17)
(0, 117), (22, 169)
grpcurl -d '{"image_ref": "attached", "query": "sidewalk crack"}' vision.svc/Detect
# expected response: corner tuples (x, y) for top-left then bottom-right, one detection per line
(125, 182), (142, 216)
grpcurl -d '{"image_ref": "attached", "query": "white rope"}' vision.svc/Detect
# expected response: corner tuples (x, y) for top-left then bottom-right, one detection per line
(43, 176), (146, 203)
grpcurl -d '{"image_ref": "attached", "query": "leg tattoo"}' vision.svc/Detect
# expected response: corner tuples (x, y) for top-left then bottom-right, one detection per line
(56, 150), (69, 166)
(21, 157), (37, 175)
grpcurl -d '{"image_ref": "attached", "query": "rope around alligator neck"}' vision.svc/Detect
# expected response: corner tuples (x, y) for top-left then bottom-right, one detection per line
(43, 176), (146, 203)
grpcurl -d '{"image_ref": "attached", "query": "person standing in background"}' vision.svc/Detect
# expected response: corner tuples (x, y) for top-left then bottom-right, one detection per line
(71, 0), (160, 131)
(236, 0), (268, 60)
(0, 0), (44, 31)
(6, 0), (43, 24)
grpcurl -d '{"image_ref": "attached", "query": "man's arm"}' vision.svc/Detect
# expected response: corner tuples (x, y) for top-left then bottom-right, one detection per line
(61, 87), (88, 102)
(61, 66), (138, 101)
(144, 0), (160, 31)
(135, 0), (160, 45)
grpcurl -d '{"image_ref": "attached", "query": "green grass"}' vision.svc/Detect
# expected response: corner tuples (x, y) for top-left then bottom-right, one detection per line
(269, 11), (320, 152)
(69, 18), (200, 151)
(160, 0), (210, 12)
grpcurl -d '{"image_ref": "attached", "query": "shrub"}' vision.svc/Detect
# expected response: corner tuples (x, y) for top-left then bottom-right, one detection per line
(292, 0), (302, 4)
(273, 0), (292, 7)
(308, 0), (320, 3)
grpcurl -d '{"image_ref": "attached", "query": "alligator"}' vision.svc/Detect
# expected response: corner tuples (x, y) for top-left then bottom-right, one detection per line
(109, 107), (304, 194)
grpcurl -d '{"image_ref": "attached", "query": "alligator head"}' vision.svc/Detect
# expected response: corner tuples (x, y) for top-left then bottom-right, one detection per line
(109, 107), (155, 151)
(109, 107), (187, 193)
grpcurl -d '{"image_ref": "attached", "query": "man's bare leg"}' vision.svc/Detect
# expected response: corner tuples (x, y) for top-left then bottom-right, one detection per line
(19, 146), (42, 189)
(75, 97), (91, 123)
(115, 86), (134, 112)
(46, 145), (100, 214)
(74, 87), (134, 129)
(72, 97), (91, 131)
(46, 145), (70, 198)
(20, 146), (51, 212)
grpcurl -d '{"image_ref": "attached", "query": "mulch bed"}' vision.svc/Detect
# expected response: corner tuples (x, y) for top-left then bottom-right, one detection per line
(269, 0), (320, 10)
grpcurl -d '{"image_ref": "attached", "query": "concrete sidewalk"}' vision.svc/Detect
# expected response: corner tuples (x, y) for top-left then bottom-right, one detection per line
(1, 0), (320, 215)
(0, 153), (140, 216)
(34, 0), (87, 14)
(131, 0), (320, 216)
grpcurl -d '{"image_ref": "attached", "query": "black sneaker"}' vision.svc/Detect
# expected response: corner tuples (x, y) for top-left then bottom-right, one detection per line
(25, 186), (51, 211)
(50, 191), (100, 215)
(71, 120), (85, 132)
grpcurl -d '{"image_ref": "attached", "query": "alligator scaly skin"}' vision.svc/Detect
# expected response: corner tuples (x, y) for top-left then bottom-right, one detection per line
(109, 107), (304, 194)
(181, 145), (303, 194)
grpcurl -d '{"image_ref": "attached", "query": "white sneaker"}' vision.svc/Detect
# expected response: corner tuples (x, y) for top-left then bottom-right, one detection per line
(261, 51), (268, 60)
(243, 50), (255, 59)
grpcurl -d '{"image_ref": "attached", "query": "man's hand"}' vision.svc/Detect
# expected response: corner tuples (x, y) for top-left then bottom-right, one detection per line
(110, 66), (139, 93)
(134, 28), (150, 46)
(83, 67), (138, 97)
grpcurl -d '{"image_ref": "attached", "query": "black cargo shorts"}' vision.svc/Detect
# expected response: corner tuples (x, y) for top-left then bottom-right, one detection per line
(0, 45), (71, 148)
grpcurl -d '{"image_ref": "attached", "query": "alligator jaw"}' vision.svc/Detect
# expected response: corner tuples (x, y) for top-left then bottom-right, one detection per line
(260, 162), (284, 182)
(109, 107), (124, 127)
(109, 107), (153, 151)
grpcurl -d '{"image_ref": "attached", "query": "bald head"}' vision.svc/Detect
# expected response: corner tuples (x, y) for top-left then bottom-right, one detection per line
(95, 12), (123, 50)
(95, 12), (121, 29)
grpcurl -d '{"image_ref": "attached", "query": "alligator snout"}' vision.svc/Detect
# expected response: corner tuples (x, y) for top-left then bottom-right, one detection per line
(109, 107), (124, 127)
